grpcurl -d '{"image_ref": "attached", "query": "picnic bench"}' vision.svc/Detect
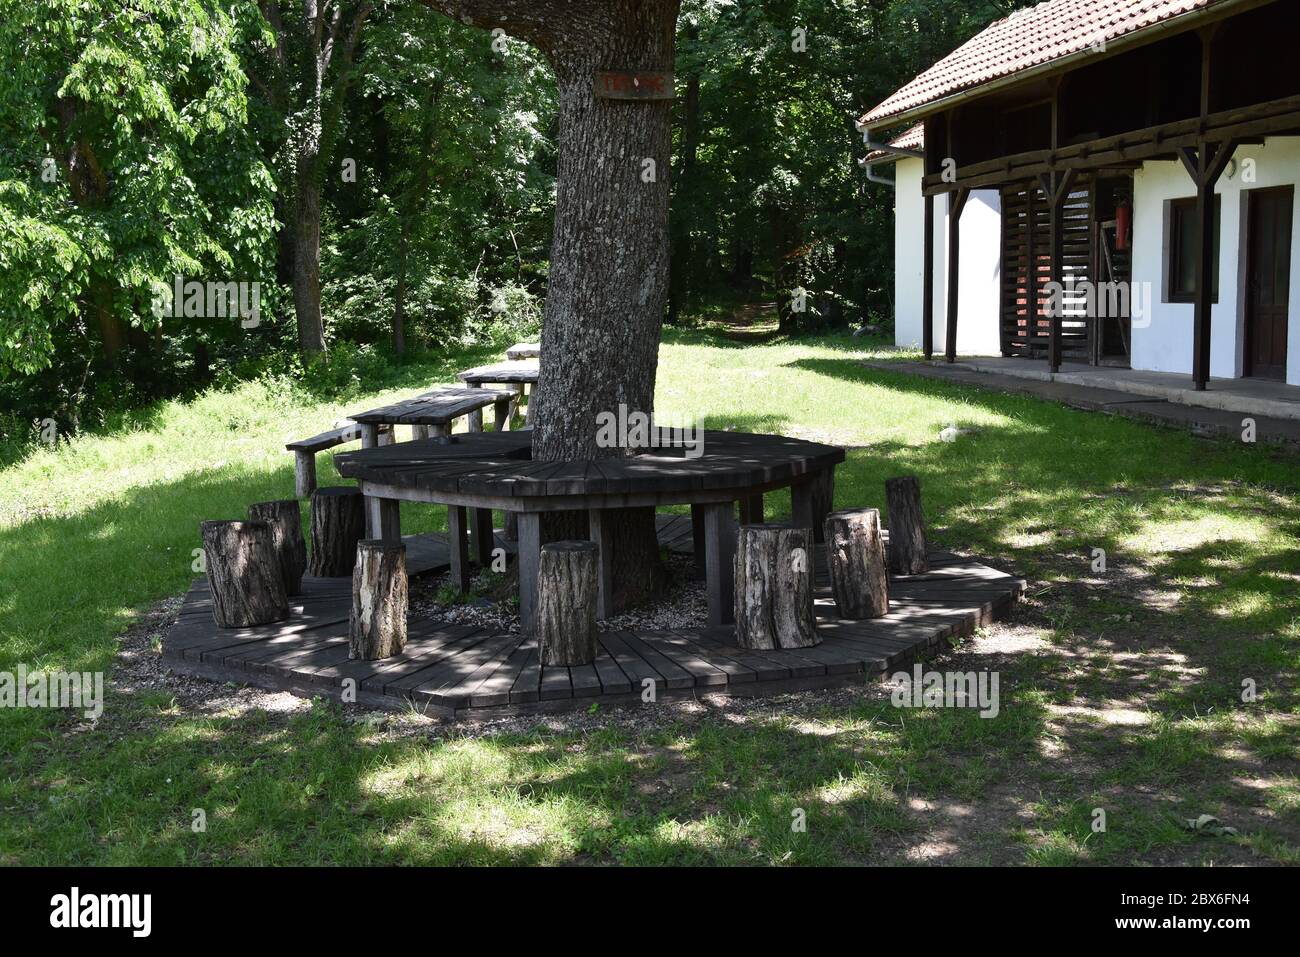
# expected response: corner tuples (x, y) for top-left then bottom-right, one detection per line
(288, 387), (514, 499)
(505, 342), (540, 360)
(457, 360), (540, 429)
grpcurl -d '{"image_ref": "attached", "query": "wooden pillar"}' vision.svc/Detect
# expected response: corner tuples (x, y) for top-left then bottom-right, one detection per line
(359, 422), (379, 449)
(447, 505), (469, 593)
(701, 501), (736, 627)
(587, 509), (615, 620)
(690, 504), (707, 581)
(471, 508), (494, 565)
(1039, 169), (1078, 374)
(1179, 139), (1235, 391)
(944, 187), (969, 362)
(516, 511), (541, 635)
(365, 496), (400, 543)
(922, 192), (935, 360)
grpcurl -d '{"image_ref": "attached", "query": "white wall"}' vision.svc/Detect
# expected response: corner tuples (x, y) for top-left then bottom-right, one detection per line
(892, 158), (1002, 356)
(1130, 136), (1300, 384)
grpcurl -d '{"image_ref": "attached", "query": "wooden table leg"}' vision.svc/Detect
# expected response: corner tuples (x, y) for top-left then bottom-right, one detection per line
(466, 382), (484, 432)
(493, 395), (512, 433)
(365, 497), (401, 543)
(790, 477), (815, 532)
(588, 509), (615, 620)
(740, 493), (763, 526)
(430, 423), (449, 439)
(690, 504), (706, 580)
(472, 507), (494, 565)
(702, 502), (736, 627)
(517, 511), (541, 635)
(448, 505), (470, 593)
(360, 423), (379, 449)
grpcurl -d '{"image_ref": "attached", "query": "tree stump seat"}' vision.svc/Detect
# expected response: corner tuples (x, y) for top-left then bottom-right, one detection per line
(350, 540), (408, 660)
(733, 523), (819, 650)
(536, 541), (599, 666)
(824, 508), (889, 619)
(310, 486), (366, 577)
(200, 520), (290, 628)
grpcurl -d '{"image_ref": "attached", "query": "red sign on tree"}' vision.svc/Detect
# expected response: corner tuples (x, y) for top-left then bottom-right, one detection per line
(594, 71), (674, 101)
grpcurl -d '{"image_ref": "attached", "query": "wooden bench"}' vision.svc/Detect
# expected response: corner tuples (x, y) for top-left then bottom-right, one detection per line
(349, 385), (516, 438)
(505, 341), (540, 360)
(287, 422), (393, 499)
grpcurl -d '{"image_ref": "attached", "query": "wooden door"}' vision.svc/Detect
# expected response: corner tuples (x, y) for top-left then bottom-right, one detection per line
(1245, 186), (1293, 380)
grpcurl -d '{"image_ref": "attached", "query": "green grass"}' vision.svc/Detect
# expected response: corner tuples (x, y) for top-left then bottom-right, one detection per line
(2, 322), (1298, 865)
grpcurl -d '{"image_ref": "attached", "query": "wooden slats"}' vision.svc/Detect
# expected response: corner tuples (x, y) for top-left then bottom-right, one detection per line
(162, 551), (1025, 718)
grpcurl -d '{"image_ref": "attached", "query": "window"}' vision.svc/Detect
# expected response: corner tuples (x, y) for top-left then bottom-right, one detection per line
(1167, 196), (1221, 303)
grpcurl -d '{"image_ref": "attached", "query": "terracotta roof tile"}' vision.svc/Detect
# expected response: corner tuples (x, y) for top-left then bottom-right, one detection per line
(861, 0), (1227, 128)
(861, 123), (925, 165)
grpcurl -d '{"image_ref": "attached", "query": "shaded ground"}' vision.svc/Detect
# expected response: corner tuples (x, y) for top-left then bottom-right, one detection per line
(2, 320), (1297, 865)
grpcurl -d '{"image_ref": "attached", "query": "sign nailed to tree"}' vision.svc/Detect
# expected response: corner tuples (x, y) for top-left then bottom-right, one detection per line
(594, 71), (674, 101)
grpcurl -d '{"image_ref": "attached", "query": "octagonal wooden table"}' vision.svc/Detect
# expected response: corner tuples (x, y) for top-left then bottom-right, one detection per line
(334, 429), (844, 632)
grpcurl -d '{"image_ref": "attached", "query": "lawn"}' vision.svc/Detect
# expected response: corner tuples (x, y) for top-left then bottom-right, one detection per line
(1, 325), (1297, 865)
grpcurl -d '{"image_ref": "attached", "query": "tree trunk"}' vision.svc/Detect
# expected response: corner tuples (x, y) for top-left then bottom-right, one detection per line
(419, 0), (680, 611)
(310, 486), (366, 576)
(536, 540), (598, 665)
(249, 499), (308, 596)
(200, 521), (290, 628)
(293, 4), (327, 357)
(824, 509), (889, 619)
(885, 476), (929, 575)
(350, 540), (408, 659)
(734, 523), (818, 650)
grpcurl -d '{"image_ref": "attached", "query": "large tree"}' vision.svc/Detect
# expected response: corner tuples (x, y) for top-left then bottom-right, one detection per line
(420, 0), (680, 607)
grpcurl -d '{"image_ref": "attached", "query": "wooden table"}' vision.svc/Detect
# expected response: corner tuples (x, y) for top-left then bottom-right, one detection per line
(335, 430), (844, 633)
(457, 360), (540, 428)
(349, 386), (516, 439)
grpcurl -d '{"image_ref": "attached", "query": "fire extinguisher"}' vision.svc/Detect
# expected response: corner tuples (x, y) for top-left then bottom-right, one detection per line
(1115, 199), (1132, 251)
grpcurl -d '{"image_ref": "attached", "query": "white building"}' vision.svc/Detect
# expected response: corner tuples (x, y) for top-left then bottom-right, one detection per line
(861, 0), (1299, 390)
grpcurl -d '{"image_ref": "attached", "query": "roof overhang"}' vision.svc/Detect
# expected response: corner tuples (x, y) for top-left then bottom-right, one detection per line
(859, 0), (1275, 133)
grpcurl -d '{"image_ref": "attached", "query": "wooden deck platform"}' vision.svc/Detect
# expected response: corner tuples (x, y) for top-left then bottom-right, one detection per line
(162, 518), (1025, 719)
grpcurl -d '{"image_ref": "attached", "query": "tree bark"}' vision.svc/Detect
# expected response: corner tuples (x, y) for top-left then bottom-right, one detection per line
(824, 509), (889, 619)
(421, 0), (680, 612)
(536, 540), (598, 665)
(349, 540), (408, 659)
(885, 476), (929, 575)
(200, 521), (290, 628)
(734, 523), (818, 650)
(249, 499), (308, 596)
(310, 486), (366, 576)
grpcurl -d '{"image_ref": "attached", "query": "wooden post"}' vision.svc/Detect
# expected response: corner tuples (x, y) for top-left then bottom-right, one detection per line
(690, 504), (706, 581)
(309, 486), (366, 577)
(923, 191), (935, 360)
(587, 509), (615, 619)
(494, 395), (512, 432)
(447, 505), (469, 593)
(823, 509), (889, 619)
(945, 187), (969, 362)
(248, 499), (307, 597)
(472, 508), (494, 566)
(1039, 168), (1078, 373)
(359, 422), (380, 449)
(516, 511), (541, 634)
(809, 469), (834, 543)
(1179, 135), (1235, 391)
(733, 524), (818, 650)
(536, 541), (599, 665)
(702, 501), (736, 627)
(466, 381), (484, 432)
(365, 496), (401, 543)
(884, 476), (929, 575)
(293, 450), (317, 500)
(739, 494), (763, 526)
(349, 540), (408, 660)
(200, 520), (289, 628)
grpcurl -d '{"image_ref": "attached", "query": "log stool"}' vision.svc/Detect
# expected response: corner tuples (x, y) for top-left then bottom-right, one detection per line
(536, 541), (598, 665)
(200, 520), (289, 628)
(310, 486), (366, 577)
(884, 475), (928, 575)
(248, 499), (307, 596)
(733, 523), (818, 650)
(824, 508), (889, 619)
(350, 540), (408, 660)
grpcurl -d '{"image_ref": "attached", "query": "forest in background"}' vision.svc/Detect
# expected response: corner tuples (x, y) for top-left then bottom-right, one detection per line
(0, 0), (1031, 439)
